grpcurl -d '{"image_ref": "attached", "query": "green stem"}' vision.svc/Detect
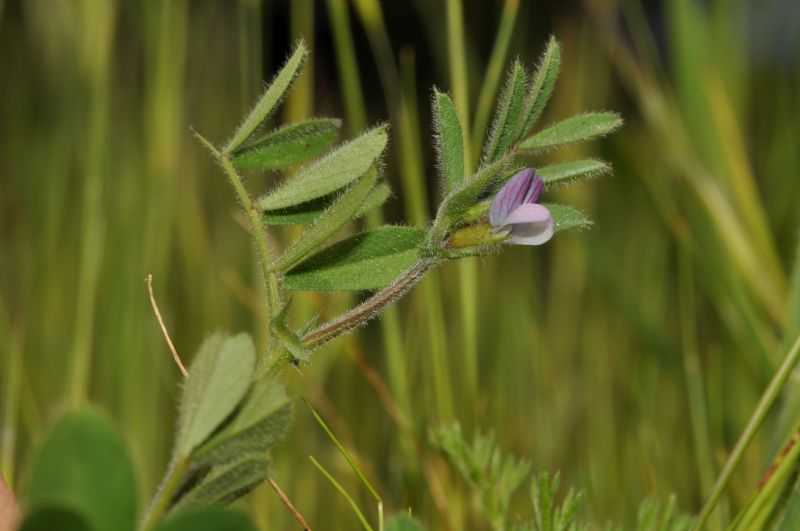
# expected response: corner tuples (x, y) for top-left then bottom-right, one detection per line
(693, 331), (800, 530)
(327, 0), (413, 421)
(257, 258), (439, 378)
(470, 0), (519, 153)
(446, 0), (470, 165)
(446, 0), (479, 422)
(193, 131), (281, 318)
(303, 258), (437, 350)
(139, 457), (188, 531)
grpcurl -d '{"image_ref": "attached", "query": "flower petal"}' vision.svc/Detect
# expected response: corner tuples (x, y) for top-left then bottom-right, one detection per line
(489, 168), (534, 227)
(524, 174), (544, 204)
(501, 203), (554, 245)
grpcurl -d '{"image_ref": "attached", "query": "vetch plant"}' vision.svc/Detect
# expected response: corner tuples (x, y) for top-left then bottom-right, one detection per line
(15, 35), (622, 531)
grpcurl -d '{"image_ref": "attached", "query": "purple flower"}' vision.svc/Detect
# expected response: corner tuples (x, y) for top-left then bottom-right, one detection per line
(489, 168), (553, 246)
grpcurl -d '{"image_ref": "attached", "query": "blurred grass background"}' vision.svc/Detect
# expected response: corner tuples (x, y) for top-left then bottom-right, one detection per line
(1, 0), (799, 529)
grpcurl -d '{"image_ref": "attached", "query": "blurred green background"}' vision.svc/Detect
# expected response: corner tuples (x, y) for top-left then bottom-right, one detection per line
(1, 0), (799, 529)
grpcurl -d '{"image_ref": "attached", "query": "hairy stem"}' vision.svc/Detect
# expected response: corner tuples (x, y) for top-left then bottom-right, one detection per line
(193, 130), (281, 320)
(139, 457), (188, 531)
(302, 258), (437, 350)
(256, 258), (438, 379)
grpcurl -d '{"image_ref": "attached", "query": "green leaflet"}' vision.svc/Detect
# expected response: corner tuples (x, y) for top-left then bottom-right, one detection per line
(543, 203), (593, 233)
(262, 183), (390, 225)
(432, 89), (465, 192)
(385, 514), (426, 531)
(516, 36), (561, 140)
(274, 167), (380, 272)
(156, 508), (259, 531)
(25, 410), (138, 531)
(224, 41), (308, 153)
(230, 118), (340, 170)
(537, 159), (611, 189)
(483, 61), (527, 164)
(284, 226), (426, 291)
(175, 333), (256, 457)
(519, 112), (623, 154)
(258, 125), (388, 210)
(194, 378), (293, 465)
(172, 457), (269, 512)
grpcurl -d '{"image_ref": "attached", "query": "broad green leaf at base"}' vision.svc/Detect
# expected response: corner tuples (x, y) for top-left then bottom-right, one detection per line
(26, 410), (137, 531)
(156, 508), (258, 531)
(175, 333), (256, 457)
(20, 505), (92, 531)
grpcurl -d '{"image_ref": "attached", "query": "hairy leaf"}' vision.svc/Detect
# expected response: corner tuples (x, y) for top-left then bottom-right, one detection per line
(263, 183), (390, 225)
(258, 125), (388, 210)
(172, 457), (268, 511)
(230, 118), (340, 170)
(225, 40), (308, 153)
(274, 167), (380, 272)
(516, 36), (561, 140)
(432, 89), (465, 192)
(284, 226), (426, 291)
(176, 333), (256, 457)
(520, 112), (622, 154)
(544, 203), (593, 233)
(538, 159), (611, 189)
(483, 61), (527, 164)
(156, 508), (259, 531)
(195, 378), (292, 465)
(26, 410), (137, 531)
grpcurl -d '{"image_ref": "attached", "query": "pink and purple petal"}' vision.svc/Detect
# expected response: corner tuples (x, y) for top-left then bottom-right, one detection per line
(489, 168), (534, 227)
(502, 203), (554, 246)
